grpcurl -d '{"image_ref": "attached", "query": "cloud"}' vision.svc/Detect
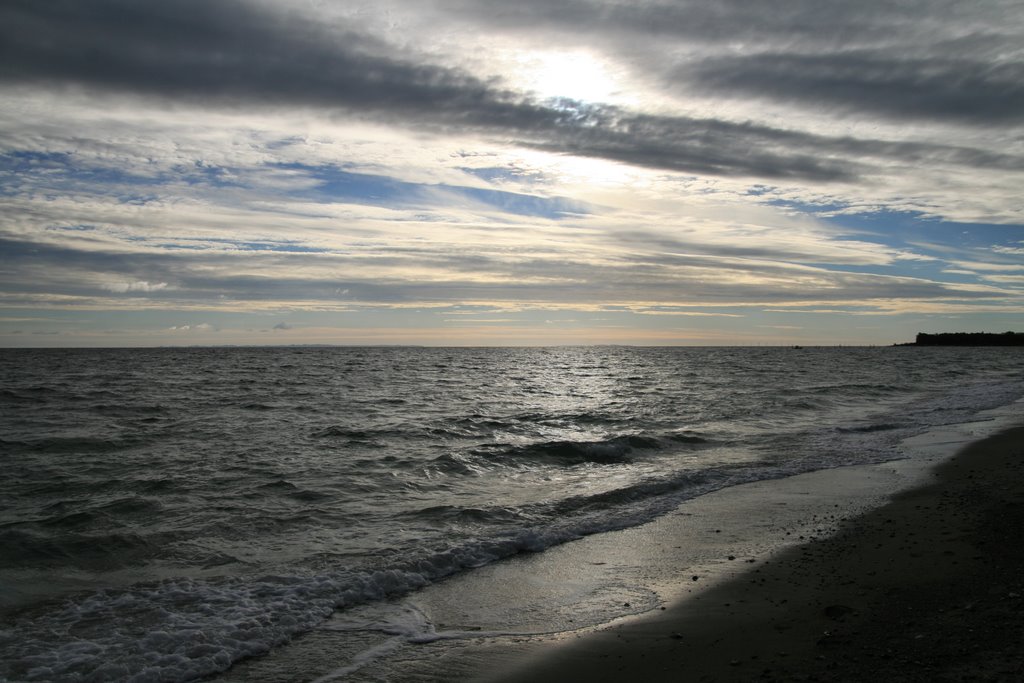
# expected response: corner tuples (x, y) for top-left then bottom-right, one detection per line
(0, 157), (1017, 320)
(0, 0), (518, 118)
(406, 1), (1024, 122)
(169, 323), (215, 331)
(984, 274), (1024, 284)
(103, 280), (171, 293)
(4, 0), (1019, 188)
(2, 222), (1007, 316)
(685, 52), (1024, 125)
(272, 322), (292, 330)
(2, 0), (1022, 346)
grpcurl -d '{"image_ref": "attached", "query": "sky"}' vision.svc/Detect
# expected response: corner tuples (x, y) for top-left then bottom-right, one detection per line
(1, 0), (1022, 347)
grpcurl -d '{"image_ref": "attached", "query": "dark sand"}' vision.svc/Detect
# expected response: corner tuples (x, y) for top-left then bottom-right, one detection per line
(492, 425), (1024, 682)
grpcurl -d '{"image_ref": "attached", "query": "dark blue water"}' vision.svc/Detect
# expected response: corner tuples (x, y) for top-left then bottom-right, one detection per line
(2, 346), (1022, 682)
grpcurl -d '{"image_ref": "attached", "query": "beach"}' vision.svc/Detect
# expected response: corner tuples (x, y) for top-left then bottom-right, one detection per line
(488, 423), (1024, 683)
(211, 408), (1023, 683)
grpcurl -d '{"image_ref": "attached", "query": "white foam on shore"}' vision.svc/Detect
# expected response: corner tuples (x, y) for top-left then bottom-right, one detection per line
(308, 603), (570, 682)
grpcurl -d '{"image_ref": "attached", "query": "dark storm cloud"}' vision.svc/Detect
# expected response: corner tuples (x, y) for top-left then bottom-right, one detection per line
(522, 108), (1024, 177)
(518, 107), (858, 181)
(432, 0), (1024, 126)
(0, 0), (519, 117)
(686, 52), (1024, 125)
(6, 0), (1019, 185)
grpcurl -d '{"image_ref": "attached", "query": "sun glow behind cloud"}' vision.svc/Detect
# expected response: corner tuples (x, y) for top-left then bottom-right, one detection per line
(510, 50), (631, 105)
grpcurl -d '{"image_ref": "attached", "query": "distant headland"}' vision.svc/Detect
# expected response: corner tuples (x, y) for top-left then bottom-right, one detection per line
(901, 332), (1024, 346)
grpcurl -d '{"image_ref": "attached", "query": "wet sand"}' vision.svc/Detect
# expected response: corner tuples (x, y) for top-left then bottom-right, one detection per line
(491, 425), (1024, 682)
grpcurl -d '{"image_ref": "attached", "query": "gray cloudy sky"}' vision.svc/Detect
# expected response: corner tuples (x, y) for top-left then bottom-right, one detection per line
(1, 0), (1022, 345)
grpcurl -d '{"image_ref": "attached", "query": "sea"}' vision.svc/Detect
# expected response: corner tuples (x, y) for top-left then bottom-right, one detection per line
(1, 345), (1022, 682)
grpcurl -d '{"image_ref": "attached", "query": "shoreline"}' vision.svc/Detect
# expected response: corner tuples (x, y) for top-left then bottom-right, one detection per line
(210, 409), (1022, 682)
(488, 421), (1024, 682)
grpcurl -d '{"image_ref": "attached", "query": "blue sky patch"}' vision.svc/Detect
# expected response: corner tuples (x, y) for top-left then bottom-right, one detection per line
(274, 163), (590, 219)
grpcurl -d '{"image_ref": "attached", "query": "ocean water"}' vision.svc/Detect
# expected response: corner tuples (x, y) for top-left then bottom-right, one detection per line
(1, 345), (1022, 682)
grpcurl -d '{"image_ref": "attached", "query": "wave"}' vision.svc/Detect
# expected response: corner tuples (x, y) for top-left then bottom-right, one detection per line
(0, 388), (55, 403)
(402, 505), (524, 524)
(26, 497), (164, 531)
(802, 382), (899, 396)
(510, 409), (630, 426)
(470, 436), (651, 466)
(0, 460), (739, 683)
(835, 422), (908, 433)
(467, 432), (709, 467)
(92, 403), (168, 415)
(95, 496), (164, 516)
(256, 479), (299, 491)
(0, 529), (160, 569)
(543, 471), (711, 517)
(0, 435), (143, 455)
(288, 488), (334, 503)
(424, 431), (712, 475)
(312, 426), (407, 441)
(238, 402), (278, 411)
(137, 478), (177, 493)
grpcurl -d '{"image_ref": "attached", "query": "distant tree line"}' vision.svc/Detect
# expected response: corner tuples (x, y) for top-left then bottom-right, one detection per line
(914, 332), (1023, 346)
